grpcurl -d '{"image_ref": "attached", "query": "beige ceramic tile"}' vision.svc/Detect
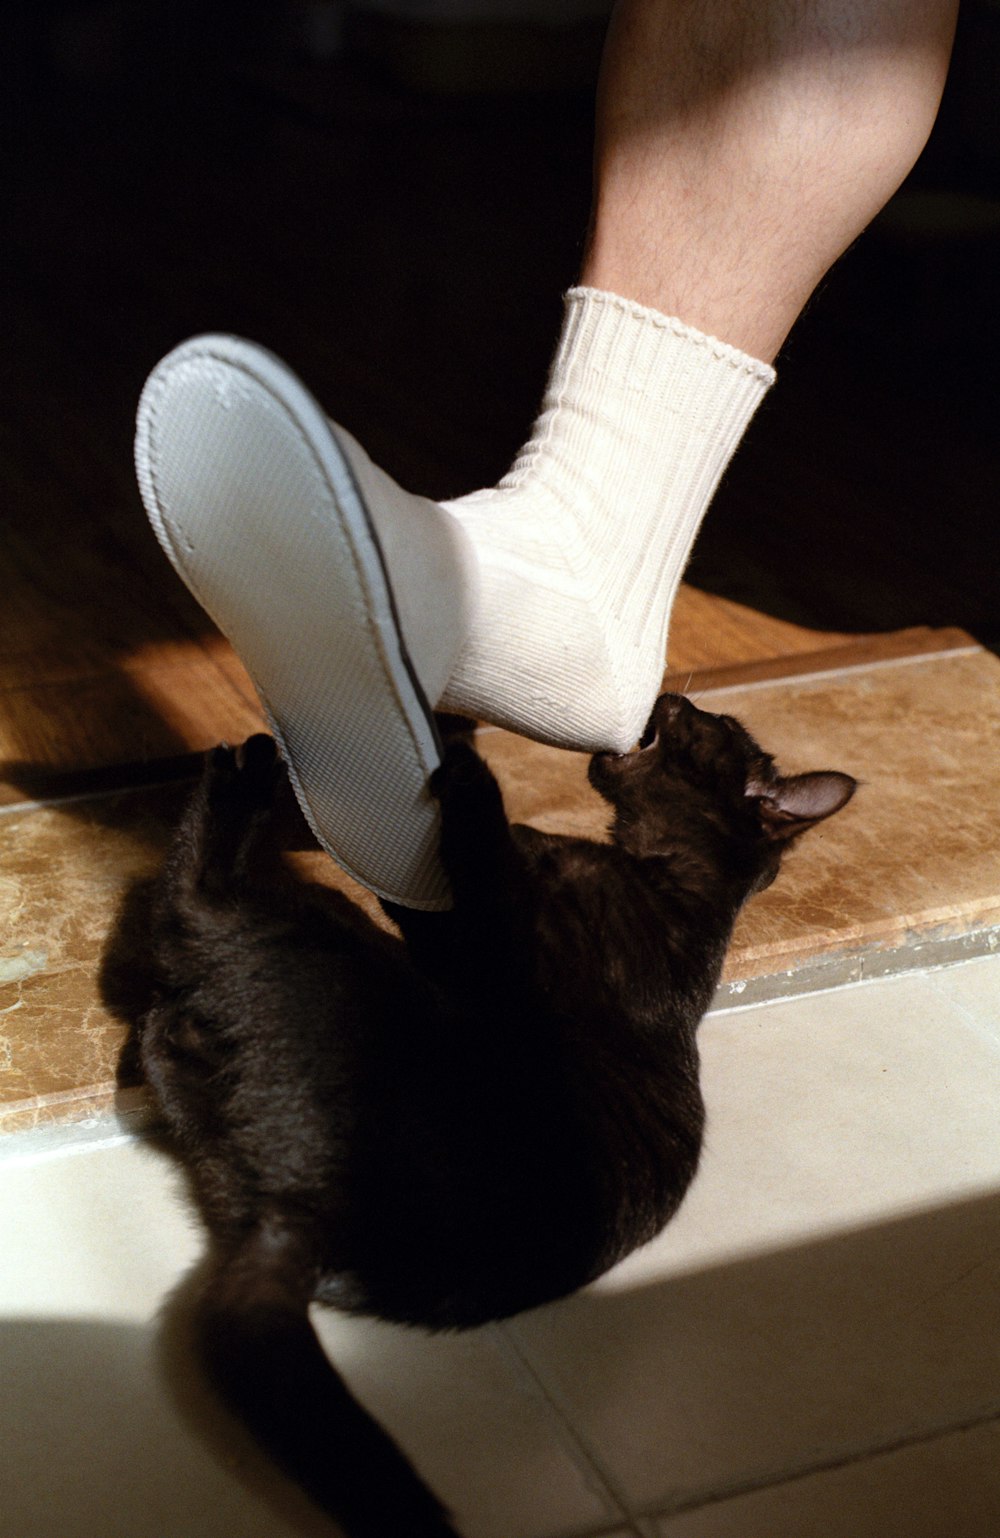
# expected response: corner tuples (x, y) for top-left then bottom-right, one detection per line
(649, 964), (1000, 1270)
(0, 1133), (200, 1320)
(500, 968), (1000, 1521)
(0, 1131), (618, 1538)
(925, 951), (1000, 1042)
(650, 1418), (1000, 1538)
(316, 1313), (624, 1538)
(4, 1313), (342, 1538)
(505, 1191), (1000, 1529)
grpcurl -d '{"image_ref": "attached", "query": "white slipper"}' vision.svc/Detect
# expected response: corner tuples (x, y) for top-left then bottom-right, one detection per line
(134, 335), (458, 910)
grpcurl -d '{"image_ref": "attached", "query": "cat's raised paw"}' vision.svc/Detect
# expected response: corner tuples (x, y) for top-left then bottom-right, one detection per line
(204, 743), (239, 780)
(429, 740), (491, 800)
(200, 735), (283, 815)
(230, 734), (284, 804)
(235, 733), (281, 777)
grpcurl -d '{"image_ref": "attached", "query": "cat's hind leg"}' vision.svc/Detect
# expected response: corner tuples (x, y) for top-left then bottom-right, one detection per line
(213, 734), (286, 885)
(101, 747), (277, 1072)
(161, 734), (284, 906)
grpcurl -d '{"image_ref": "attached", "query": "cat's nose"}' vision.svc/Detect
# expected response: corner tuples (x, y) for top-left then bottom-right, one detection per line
(641, 693), (685, 748)
(654, 693), (688, 729)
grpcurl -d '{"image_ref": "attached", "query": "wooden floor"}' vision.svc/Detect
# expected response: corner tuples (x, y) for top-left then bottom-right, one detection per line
(4, 6), (999, 809)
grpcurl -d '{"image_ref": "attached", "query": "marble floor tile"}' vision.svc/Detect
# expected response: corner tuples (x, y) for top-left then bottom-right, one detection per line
(649, 1418), (1000, 1538)
(0, 784), (188, 1132)
(499, 966), (1000, 1522)
(4, 637), (999, 1130)
(0, 782), (379, 1132)
(481, 638), (1000, 1000)
(701, 644), (1000, 993)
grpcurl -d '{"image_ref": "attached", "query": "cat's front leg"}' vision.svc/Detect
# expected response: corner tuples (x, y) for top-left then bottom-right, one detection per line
(389, 741), (531, 978)
(430, 741), (527, 913)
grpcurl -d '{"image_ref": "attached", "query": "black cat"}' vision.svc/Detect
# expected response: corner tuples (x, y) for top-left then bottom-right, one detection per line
(103, 695), (854, 1537)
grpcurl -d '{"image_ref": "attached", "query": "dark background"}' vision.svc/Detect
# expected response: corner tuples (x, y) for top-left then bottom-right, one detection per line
(5, 1), (999, 651)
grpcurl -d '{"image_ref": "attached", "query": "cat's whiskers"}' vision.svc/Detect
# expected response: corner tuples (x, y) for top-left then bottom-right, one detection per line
(678, 672), (708, 709)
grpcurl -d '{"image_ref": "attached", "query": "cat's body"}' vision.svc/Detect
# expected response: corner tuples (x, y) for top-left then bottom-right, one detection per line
(106, 696), (854, 1537)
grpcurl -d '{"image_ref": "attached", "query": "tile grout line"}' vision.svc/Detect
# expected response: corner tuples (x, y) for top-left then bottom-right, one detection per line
(474, 644), (987, 742)
(637, 1403), (1000, 1527)
(709, 942), (1000, 1016)
(0, 775), (197, 817)
(691, 644), (983, 699)
(924, 958), (1000, 1052)
(491, 1321), (648, 1538)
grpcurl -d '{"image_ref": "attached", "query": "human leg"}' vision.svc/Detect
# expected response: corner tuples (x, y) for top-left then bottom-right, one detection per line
(135, 0), (957, 904)
(584, 0), (960, 362)
(434, 0), (960, 746)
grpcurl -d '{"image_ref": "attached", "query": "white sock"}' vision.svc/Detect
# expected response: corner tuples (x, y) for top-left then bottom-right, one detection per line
(433, 286), (776, 751)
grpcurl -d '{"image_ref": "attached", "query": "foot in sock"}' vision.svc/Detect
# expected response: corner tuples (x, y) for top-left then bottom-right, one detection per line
(134, 287), (773, 906)
(439, 287), (774, 751)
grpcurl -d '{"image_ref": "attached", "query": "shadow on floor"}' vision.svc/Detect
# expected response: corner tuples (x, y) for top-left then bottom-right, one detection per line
(3, 1185), (999, 1537)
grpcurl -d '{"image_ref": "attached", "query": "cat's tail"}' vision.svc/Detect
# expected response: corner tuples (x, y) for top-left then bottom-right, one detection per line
(196, 1214), (460, 1538)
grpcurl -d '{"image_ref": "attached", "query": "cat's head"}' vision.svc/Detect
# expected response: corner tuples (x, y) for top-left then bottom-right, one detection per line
(588, 694), (856, 895)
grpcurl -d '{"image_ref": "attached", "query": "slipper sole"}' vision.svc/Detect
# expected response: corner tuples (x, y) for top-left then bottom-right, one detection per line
(135, 334), (450, 910)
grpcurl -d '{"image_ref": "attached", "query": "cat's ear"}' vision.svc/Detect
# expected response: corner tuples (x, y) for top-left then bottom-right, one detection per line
(749, 771), (856, 842)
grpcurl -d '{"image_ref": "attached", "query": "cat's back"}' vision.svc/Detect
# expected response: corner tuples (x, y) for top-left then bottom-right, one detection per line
(512, 826), (712, 1029)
